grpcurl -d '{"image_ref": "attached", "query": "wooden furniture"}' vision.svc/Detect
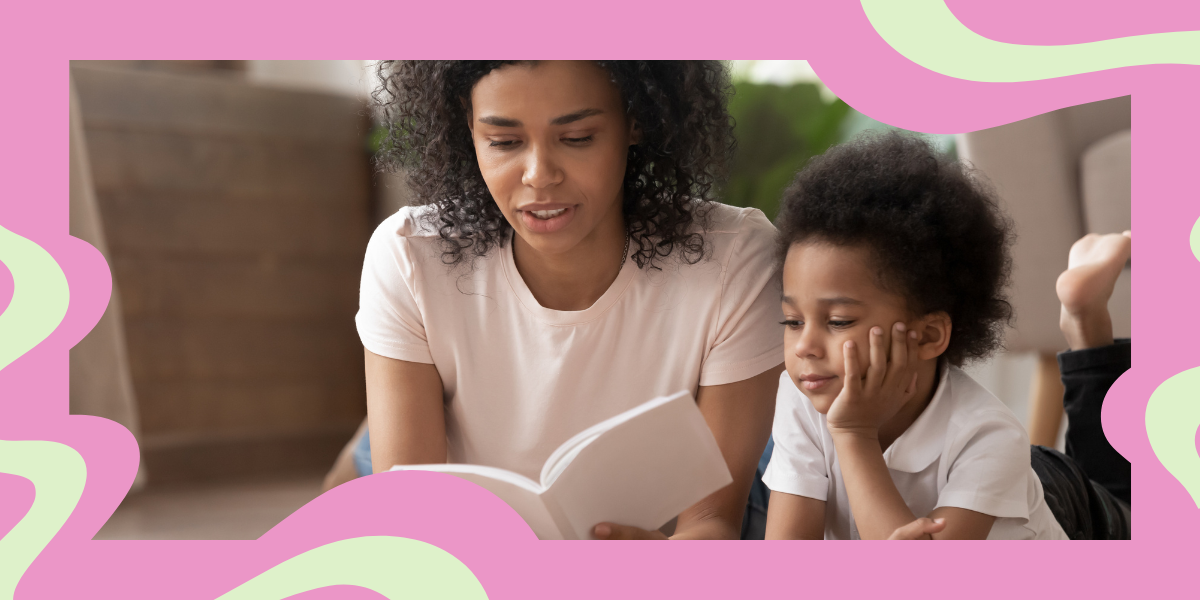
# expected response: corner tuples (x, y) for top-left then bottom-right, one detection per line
(72, 63), (372, 483)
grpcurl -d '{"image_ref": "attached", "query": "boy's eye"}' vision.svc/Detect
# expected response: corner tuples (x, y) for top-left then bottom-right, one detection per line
(780, 320), (803, 330)
(828, 320), (855, 329)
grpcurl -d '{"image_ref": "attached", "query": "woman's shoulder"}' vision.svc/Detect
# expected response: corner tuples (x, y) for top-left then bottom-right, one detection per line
(367, 205), (450, 257)
(698, 201), (776, 236)
(374, 204), (442, 241)
(694, 202), (779, 272)
(364, 204), (475, 275)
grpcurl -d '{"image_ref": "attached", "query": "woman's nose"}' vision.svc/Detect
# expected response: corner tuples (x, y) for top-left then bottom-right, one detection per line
(521, 143), (563, 189)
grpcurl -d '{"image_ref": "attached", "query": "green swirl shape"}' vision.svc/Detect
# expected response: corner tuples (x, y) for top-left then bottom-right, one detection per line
(0, 441), (86, 599)
(861, 0), (1200, 82)
(1191, 212), (1200, 263)
(1146, 214), (1200, 508)
(0, 224), (69, 372)
(0, 439), (488, 599)
(215, 536), (488, 600)
(0, 225), (485, 597)
(1146, 366), (1200, 508)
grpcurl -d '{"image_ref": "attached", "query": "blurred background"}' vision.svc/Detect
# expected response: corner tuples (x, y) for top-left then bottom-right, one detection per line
(69, 60), (1128, 540)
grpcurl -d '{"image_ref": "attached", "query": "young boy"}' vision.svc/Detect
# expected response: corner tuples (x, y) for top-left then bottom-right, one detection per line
(762, 132), (1070, 539)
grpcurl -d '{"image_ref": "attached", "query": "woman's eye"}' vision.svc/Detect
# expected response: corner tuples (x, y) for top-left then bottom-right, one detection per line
(563, 135), (593, 144)
(828, 320), (854, 329)
(780, 320), (803, 330)
(488, 139), (518, 148)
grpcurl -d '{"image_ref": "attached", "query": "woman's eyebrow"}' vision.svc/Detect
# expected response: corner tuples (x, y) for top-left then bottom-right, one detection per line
(477, 108), (602, 128)
(478, 115), (521, 127)
(550, 108), (603, 125)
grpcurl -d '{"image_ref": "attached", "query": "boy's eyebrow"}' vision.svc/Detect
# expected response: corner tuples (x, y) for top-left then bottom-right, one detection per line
(820, 296), (864, 306)
(478, 108), (603, 128)
(780, 295), (864, 306)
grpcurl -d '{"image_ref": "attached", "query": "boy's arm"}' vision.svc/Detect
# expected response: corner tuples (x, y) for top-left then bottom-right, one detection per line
(827, 323), (996, 540)
(834, 437), (998, 539)
(925, 507), (996, 540)
(765, 491), (826, 539)
(831, 432), (919, 539)
(825, 325), (924, 539)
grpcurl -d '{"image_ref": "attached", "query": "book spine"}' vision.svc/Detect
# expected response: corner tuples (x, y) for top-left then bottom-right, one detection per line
(540, 490), (579, 540)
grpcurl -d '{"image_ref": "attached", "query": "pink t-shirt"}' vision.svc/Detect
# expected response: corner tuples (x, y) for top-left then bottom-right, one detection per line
(356, 202), (784, 480)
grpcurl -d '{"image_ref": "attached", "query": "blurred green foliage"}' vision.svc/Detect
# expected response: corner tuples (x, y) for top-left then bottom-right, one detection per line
(366, 123), (388, 155)
(724, 82), (852, 219)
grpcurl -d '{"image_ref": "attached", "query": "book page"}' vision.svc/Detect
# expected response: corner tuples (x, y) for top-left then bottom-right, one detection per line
(390, 463), (563, 540)
(542, 391), (733, 539)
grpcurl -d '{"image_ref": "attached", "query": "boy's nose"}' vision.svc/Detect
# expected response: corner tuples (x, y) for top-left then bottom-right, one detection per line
(793, 329), (824, 360)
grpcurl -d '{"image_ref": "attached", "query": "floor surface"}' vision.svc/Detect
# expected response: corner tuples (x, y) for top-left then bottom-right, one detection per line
(93, 476), (325, 540)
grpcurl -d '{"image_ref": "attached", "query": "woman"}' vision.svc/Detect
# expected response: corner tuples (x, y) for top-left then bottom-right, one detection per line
(335, 60), (784, 540)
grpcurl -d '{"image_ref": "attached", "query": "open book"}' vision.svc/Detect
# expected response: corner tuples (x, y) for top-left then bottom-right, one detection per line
(390, 390), (733, 539)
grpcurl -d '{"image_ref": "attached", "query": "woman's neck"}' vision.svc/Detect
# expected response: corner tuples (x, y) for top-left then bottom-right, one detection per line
(877, 358), (942, 451)
(513, 212), (627, 312)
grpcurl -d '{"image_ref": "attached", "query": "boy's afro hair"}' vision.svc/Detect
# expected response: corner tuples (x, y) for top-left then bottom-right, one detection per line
(775, 131), (1015, 365)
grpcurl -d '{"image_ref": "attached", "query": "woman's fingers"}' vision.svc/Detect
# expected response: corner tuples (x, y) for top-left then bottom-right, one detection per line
(888, 517), (946, 540)
(593, 523), (669, 540)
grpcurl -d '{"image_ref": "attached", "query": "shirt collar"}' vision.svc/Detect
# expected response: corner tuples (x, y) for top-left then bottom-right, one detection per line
(882, 361), (954, 473)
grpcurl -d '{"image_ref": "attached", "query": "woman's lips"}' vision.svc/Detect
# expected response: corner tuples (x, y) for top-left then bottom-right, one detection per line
(518, 205), (575, 234)
(799, 375), (835, 391)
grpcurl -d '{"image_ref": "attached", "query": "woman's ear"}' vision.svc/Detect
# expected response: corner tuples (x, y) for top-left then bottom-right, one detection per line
(915, 312), (952, 361)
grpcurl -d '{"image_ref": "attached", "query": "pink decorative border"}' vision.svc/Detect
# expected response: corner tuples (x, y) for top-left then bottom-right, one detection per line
(2, 1), (1198, 598)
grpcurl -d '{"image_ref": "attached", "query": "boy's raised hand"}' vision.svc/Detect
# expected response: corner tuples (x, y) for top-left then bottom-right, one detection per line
(825, 322), (920, 438)
(888, 517), (946, 540)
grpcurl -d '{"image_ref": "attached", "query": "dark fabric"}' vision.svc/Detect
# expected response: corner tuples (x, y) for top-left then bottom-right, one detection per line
(1032, 445), (1130, 539)
(1059, 339), (1132, 506)
(1032, 339), (1132, 540)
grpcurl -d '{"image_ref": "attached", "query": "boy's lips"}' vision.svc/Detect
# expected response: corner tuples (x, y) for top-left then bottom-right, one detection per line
(798, 374), (836, 391)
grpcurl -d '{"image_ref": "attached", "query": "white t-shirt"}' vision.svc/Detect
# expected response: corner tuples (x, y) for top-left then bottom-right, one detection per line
(763, 364), (1068, 540)
(356, 202), (785, 481)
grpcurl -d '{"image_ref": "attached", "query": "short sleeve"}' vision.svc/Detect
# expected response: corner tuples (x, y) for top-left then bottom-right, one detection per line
(355, 214), (435, 364)
(761, 373), (830, 501)
(935, 411), (1032, 519)
(698, 209), (786, 386)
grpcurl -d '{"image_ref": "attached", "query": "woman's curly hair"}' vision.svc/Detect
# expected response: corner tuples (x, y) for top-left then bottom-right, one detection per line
(372, 61), (735, 269)
(775, 131), (1015, 365)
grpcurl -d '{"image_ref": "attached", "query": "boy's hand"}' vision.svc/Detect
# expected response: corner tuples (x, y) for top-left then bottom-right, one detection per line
(888, 517), (946, 540)
(825, 322), (920, 438)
